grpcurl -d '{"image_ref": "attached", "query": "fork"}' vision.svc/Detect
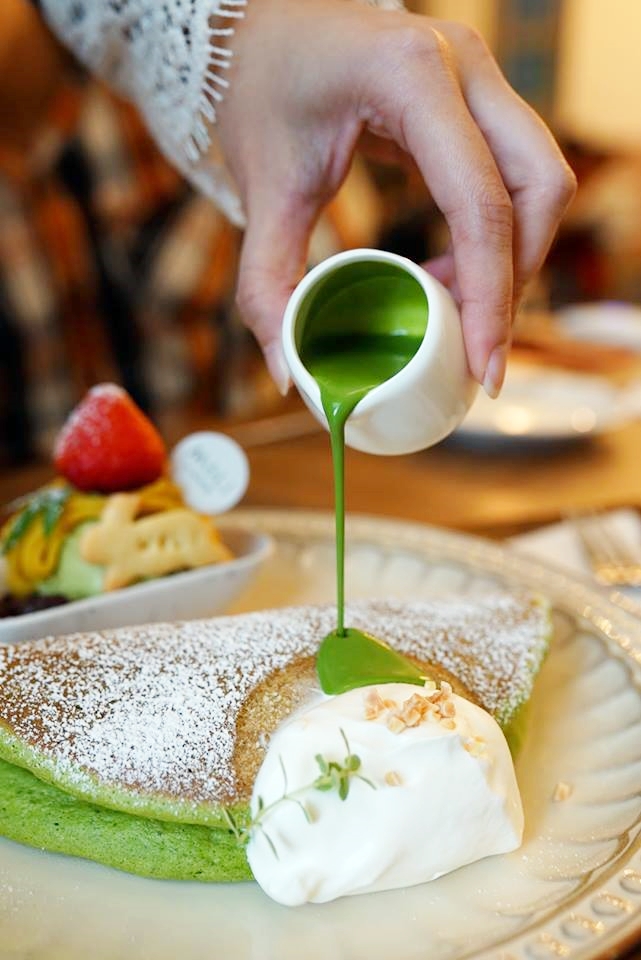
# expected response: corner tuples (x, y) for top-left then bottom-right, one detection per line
(571, 511), (641, 587)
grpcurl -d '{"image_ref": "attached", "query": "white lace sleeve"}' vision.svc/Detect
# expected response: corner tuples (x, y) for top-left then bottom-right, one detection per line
(39, 0), (247, 225)
(39, 0), (403, 228)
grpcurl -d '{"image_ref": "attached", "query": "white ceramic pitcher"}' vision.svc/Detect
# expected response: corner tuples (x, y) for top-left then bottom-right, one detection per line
(282, 248), (477, 455)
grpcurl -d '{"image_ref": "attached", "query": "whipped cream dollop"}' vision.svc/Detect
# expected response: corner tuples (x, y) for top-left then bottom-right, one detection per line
(246, 682), (523, 905)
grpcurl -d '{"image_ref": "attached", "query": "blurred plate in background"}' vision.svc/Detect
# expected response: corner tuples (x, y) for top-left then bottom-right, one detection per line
(454, 361), (638, 447)
(555, 302), (641, 351)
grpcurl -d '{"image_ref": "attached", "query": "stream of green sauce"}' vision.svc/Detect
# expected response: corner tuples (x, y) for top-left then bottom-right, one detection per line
(303, 333), (430, 694)
(303, 333), (422, 635)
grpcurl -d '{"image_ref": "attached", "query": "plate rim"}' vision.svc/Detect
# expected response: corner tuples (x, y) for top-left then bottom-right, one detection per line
(229, 505), (641, 651)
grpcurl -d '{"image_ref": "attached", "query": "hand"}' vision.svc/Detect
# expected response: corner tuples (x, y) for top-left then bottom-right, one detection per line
(216, 0), (576, 397)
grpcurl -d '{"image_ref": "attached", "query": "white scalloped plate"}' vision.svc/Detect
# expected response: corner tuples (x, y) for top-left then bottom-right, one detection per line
(3, 509), (641, 960)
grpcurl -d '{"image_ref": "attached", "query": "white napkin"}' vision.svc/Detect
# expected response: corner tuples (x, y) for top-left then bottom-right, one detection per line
(508, 508), (641, 611)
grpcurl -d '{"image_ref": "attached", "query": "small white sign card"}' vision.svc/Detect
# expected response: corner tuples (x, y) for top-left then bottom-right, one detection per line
(170, 431), (249, 515)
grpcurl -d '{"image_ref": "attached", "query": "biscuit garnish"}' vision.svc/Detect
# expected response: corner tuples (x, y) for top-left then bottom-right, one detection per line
(80, 492), (231, 590)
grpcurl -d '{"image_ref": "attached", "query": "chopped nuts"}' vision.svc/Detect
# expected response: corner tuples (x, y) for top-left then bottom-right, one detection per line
(464, 736), (487, 758)
(386, 714), (407, 734)
(364, 681), (457, 734)
(552, 781), (573, 802)
(364, 689), (387, 720)
(403, 707), (423, 727)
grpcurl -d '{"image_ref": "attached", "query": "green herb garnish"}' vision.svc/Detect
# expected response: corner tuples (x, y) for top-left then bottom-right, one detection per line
(222, 729), (374, 858)
(1, 485), (71, 554)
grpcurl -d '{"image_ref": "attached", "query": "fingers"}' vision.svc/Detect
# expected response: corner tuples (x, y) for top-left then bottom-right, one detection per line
(225, 3), (574, 403)
(435, 21), (577, 301)
(236, 191), (320, 394)
(365, 23), (515, 393)
(424, 252), (510, 394)
(422, 251), (457, 295)
(356, 129), (412, 168)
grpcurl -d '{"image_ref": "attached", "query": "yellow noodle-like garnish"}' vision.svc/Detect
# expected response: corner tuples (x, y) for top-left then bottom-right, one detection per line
(3, 486), (105, 595)
(3, 476), (188, 596)
(136, 477), (186, 515)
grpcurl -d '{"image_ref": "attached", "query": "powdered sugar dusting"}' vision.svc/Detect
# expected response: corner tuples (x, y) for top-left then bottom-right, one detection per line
(0, 596), (548, 814)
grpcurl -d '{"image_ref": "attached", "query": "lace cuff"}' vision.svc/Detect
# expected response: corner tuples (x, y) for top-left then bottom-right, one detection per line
(39, 0), (247, 224)
(40, 0), (403, 227)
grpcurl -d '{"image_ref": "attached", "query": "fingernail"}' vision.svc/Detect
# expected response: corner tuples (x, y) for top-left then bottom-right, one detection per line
(483, 344), (508, 399)
(265, 343), (291, 397)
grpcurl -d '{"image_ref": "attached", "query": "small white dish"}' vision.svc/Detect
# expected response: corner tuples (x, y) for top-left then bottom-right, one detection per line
(0, 525), (273, 644)
(455, 361), (631, 445)
(282, 249), (477, 455)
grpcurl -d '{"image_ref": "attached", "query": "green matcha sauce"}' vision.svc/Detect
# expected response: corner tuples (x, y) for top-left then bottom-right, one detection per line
(296, 262), (431, 694)
(304, 333), (421, 634)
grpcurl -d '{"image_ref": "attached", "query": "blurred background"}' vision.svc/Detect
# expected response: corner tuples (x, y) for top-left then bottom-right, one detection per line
(1, 0), (640, 467)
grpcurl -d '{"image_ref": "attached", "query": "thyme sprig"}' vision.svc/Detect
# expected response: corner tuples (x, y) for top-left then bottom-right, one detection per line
(223, 729), (374, 858)
(1, 485), (71, 554)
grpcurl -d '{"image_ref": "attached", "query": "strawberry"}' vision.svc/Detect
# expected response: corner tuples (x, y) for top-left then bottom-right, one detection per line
(54, 384), (166, 492)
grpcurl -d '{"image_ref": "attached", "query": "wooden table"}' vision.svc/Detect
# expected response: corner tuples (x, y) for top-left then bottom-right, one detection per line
(2, 403), (641, 538)
(241, 414), (641, 537)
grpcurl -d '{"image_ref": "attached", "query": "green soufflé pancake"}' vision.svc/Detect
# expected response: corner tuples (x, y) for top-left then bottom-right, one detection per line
(0, 597), (551, 881)
(0, 757), (250, 881)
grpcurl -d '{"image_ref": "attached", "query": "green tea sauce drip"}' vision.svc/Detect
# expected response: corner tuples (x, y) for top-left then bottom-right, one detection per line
(297, 262), (432, 694)
(312, 334), (421, 635)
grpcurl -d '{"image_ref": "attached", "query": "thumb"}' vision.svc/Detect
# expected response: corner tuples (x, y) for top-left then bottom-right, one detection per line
(236, 193), (320, 395)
